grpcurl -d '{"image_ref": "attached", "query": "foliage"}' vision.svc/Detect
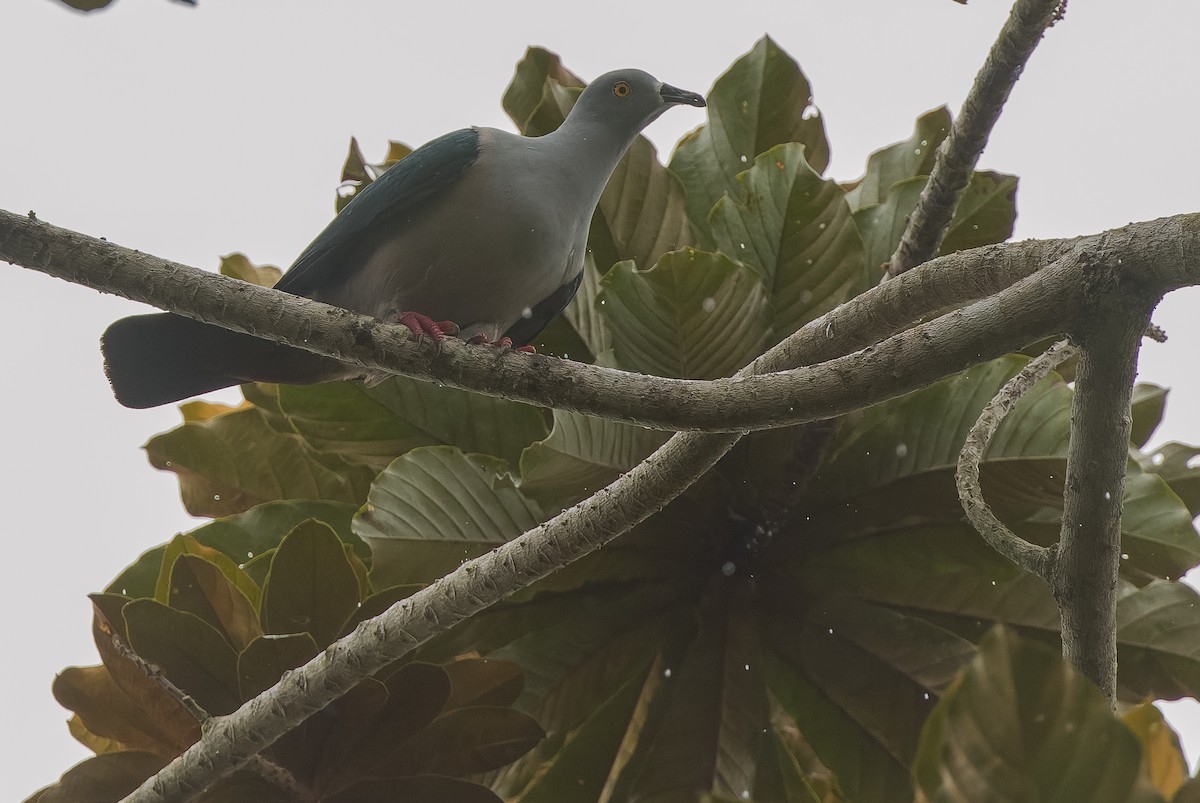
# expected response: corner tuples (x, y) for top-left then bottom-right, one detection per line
(32, 520), (541, 802)
(37, 39), (1200, 802)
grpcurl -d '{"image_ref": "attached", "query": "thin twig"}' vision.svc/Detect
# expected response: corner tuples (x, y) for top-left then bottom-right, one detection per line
(105, 627), (316, 799)
(956, 339), (1077, 576)
(888, 0), (1063, 276)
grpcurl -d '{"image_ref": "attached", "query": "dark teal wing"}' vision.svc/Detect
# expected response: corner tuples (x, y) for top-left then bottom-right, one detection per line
(275, 127), (481, 297)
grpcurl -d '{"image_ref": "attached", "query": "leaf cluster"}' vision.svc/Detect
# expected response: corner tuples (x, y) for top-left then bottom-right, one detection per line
(33, 520), (542, 802)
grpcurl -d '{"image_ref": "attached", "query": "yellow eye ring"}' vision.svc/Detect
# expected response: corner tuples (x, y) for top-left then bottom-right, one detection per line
(612, 81), (632, 98)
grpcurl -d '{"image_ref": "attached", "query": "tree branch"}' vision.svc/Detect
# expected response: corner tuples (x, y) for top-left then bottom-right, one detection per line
(956, 338), (1077, 576)
(1051, 282), (1158, 705)
(4, 209), (1199, 434)
(888, 0), (1063, 275)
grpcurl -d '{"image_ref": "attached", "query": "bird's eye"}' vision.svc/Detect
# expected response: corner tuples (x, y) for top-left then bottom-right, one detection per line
(612, 81), (632, 98)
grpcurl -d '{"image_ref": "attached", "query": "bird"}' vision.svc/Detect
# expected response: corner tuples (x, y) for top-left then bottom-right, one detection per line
(101, 69), (706, 408)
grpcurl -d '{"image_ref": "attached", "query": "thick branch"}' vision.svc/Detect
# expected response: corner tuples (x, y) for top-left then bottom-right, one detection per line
(1052, 289), (1157, 705)
(957, 339), (1077, 576)
(888, 0), (1063, 275)
(5, 209), (1199, 433)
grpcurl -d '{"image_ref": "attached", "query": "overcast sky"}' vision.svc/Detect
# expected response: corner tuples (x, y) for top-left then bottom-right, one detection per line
(3, 0), (1200, 797)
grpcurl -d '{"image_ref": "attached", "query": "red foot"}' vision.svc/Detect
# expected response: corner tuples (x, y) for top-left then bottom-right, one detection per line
(397, 312), (459, 343)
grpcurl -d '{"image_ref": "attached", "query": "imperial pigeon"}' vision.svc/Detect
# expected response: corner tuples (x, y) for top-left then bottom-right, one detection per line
(101, 69), (705, 408)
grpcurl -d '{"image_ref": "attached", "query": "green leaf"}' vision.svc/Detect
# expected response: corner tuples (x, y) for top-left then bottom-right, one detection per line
(670, 36), (830, 238)
(154, 533), (261, 611)
(123, 599), (242, 716)
(261, 519), (362, 646)
(519, 409), (669, 506)
(1131, 384), (1169, 448)
(853, 171), (1017, 274)
(844, 107), (951, 212)
(1144, 442), (1200, 516)
(276, 375), (548, 471)
(330, 662), (452, 781)
(590, 136), (694, 273)
(145, 406), (374, 517)
(30, 751), (167, 803)
(391, 706), (545, 776)
(502, 46), (584, 135)
(599, 250), (771, 379)
(357, 447), (547, 588)
(443, 657), (525, 710)
(237, 633), (319, 700)
(709, 142), (868, 337)
(912, 626), (1162, 803)
(168, 554), (262, 651)
(1116, 581), (1200, 701)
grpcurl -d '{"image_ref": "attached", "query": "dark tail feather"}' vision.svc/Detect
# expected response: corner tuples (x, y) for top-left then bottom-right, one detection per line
(101, 313), (351, 409)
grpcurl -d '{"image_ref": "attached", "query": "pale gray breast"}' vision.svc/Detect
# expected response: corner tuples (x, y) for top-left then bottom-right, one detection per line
(337, 128), (591, 341)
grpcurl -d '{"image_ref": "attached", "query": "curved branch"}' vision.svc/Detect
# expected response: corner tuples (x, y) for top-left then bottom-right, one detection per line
(956, 338), (1077, 575)
(5, 209), (1198, 433)
(888, 0), (1064, 275)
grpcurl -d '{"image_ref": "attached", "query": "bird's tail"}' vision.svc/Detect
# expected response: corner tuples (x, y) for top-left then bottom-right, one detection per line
(101, 313), (351, 409)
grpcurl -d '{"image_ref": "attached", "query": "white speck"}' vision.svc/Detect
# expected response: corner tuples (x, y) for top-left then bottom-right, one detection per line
(739, 242), (746, 249)
(920, 139), (928, 147)
(721, 561), (737, 576)
(1122, 553), (1130, 560)
(827, 628), (835, 635)
(972, 224), (979, 230)
(895, 443), (908, 458)
(801, 105), (819, 120)
(744, 663), (750, 671)
(663, 668), (673, 678)
(247, 551), (253, 558)
(991, 580), (997, 586)
(1152, 453), (1165, 465)
(914, 148), (922, 156)
(702, 297), (716, 313)
(164, 461), (172, 467)
(213, 494), (221, 501)
(599, 299), (606, 305)
(336, 184), (356, 198)
(1104, 491), (1111, 501)
(923, 692), (930, 700)
(818, 222), (826, 230)
(799, 289), (813, 304)
(521, 307), (533, 319)
(805, 258), (813, 266)
(740, 154), (748, 163)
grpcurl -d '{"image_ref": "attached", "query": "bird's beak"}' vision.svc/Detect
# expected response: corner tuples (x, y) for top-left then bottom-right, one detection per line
(659, 83), (706, 108)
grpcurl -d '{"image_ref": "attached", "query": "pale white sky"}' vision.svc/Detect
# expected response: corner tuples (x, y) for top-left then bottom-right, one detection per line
(3, 0), (1199, 797)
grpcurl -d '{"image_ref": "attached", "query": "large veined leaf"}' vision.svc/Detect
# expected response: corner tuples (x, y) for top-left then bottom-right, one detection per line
(599, 250), (771, 379)
(1144, 441), (1200, 516)
(843, 107), (951, 212)
(710, 142), (868, 337)
(357, 446), (547, 588)
(274, 375), (549, 471)
(145, 404), (375, 518)
(519, 409), (669, 507)
(854, 170), (1018, 274)
(912, 627), (1163, 803)
(670, 36), (830, 239)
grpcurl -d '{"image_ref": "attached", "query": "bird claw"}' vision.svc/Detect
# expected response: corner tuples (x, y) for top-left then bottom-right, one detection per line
(396, 312), (460, 343)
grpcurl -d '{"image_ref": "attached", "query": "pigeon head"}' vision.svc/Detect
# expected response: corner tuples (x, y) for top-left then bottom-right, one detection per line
(567, 68), (706, 133)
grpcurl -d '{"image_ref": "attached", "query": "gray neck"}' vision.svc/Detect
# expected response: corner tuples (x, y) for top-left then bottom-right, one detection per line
(542, 109), (644, 196)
